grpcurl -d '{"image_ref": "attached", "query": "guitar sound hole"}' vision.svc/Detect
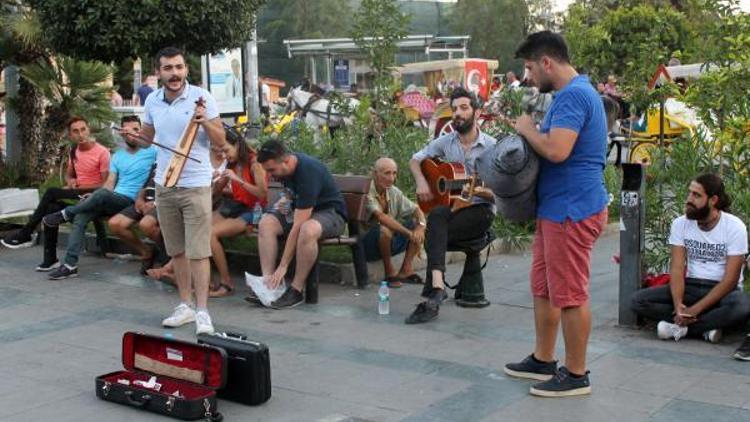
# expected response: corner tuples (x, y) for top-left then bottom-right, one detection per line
(437, 178), (446, 194)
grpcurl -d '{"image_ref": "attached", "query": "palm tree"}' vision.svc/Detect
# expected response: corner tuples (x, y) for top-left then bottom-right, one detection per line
(21, 57), (115, 180)
(1, 2), (46, 182)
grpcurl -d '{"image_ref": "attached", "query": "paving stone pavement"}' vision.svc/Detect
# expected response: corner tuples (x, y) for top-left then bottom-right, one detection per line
(1, 231), (750, 421)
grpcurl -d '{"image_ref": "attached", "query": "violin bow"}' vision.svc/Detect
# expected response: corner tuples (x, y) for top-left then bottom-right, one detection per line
(111, 123), (201, 163)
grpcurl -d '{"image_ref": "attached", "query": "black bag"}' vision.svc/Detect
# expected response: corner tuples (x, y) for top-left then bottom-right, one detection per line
(218, 198), (249, 219)
(95, 332), (226, 421)
(198, 332), (271, 405)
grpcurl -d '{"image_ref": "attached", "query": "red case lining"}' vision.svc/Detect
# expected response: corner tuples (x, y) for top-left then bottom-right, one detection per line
(121, 332), (225, 390)
(99, 370), (213, 400)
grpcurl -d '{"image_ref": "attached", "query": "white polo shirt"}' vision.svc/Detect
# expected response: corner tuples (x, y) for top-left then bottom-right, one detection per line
(143, 83), (219, 188)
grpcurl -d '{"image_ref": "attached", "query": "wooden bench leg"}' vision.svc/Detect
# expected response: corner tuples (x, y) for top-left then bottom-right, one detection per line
(305, 257), (319, 304)
(350, 240), (369, 288)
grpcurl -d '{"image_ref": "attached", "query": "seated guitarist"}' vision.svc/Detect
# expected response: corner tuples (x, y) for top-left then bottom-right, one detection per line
(407, 87), (497, 324)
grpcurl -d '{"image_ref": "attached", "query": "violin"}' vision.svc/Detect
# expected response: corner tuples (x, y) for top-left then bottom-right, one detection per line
(163, 97), (206, 188)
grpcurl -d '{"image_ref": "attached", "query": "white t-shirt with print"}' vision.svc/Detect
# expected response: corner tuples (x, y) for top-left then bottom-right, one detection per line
(668, 211), (748, 284)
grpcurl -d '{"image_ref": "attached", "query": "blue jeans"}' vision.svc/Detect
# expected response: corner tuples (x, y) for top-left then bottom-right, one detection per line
(363, 220), (415, 262)
(63, 189), (132, 266)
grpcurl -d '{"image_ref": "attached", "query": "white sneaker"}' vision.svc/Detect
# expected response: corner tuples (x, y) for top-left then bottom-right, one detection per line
(162, 304), (195, 328)
(195, 311), (215, 335)
(657, 320), (688, 341)
(703, 329), (722, 344)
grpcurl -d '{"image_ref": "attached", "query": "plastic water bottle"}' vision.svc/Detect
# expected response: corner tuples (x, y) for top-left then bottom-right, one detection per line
(378, 281), (390, 315)
(277, 190), (294, 224)
(252, 203), (263, 225)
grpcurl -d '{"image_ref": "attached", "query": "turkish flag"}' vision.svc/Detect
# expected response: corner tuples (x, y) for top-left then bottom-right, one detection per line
(464, 60), (489, 100)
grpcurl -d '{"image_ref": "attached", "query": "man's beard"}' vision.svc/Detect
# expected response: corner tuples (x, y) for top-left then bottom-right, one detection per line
(453, 117), (475, 134)
(125, 140), (139, 149)
(686, 203), (710, 220)
(538, 80), (555, 93)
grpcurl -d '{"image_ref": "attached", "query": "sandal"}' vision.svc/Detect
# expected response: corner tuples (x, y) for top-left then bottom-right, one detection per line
(384, 276), (403, 288)
(400, 274), (424, 285)
(210, 282), (235, 298)
(146, 267), (175, 285)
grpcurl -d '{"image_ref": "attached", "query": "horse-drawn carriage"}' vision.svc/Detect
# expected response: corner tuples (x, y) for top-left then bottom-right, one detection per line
(609, 63), (710, 165)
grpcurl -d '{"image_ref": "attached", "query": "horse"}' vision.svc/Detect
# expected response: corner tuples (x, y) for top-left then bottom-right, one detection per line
(285, 87), (360, 138)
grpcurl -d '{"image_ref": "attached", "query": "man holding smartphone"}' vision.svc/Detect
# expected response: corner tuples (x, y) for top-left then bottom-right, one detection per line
(631, 173), (750, 344)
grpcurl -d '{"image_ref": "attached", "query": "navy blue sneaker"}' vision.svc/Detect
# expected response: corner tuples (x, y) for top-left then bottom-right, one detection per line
(529, 366), (591, 397)
(43, 210), (68, 227)
(504, 354), (557, 381)
(48, 264), (78, 280)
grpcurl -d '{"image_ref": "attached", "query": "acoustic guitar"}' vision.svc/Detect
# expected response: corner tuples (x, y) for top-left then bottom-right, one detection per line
(418, 158), (480, 213)
(163, 97), (206, 188)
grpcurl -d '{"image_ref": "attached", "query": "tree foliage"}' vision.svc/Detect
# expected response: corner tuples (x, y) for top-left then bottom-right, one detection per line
(351, 0), (410, 107)
(21, 57), (115, 180)
(258, 0), (352, 84)
(27, 0), (266, 62)
(450, 0), (529, 73)
(564, 4), (691, 85)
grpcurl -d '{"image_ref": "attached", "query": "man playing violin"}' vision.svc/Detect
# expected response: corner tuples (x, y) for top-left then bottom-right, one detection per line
(407, 87), (497, 324)
(123, 46), (226, 336)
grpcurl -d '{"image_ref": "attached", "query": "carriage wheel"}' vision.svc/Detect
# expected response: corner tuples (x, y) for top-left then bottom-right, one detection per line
(629, 142), (658, 165)
(437, 120), (454, 138)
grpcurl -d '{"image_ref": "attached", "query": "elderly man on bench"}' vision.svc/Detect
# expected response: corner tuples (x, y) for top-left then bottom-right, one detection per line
(362, 157), (425, 288)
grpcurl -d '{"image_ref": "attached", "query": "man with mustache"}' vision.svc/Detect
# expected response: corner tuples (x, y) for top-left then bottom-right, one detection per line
(630, 174), (750, 346)
(122, 47), (226, 335)
(407, 87), (496, 324)
(505, 31), (609, 397)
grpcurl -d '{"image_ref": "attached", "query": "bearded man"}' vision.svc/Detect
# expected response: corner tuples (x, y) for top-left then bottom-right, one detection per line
(406, 87), (497, 324)
(631, 173), (750, 344)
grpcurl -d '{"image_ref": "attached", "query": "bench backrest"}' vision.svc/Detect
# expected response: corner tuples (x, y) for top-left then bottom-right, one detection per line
(266, 175), (371, 226)
(333, 175), (371, 224)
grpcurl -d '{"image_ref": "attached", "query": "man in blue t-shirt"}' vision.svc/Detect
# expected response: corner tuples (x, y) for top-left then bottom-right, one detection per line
(256, 140), (347, 309)
(504, 31), (609, 398)
(42, 115), (157, 280)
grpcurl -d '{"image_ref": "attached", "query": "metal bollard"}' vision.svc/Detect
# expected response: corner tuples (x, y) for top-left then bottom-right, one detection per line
(618, 163), (646, 327)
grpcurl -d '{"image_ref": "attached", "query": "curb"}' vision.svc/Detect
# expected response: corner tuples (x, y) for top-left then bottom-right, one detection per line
(53, 221), (621, 287)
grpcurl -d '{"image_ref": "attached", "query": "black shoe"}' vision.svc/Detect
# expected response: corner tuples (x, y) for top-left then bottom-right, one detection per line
(244, 291), (262, 306)
(428, 288), (448, 305)
(270, 287), (304, 309)
(530, 366), (591, 397)
(733, 335), (750, 361)
(43, 210), (68, 227)
(405, 301), (439, 324)
(48, 264), (78, 280)
(1, 232), (34, 249)
(504, 354), (558, 381)
(35, 259), (61, 272)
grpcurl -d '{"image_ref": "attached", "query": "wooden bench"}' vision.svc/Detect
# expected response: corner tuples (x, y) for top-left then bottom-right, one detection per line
(261, 175), (371, 304)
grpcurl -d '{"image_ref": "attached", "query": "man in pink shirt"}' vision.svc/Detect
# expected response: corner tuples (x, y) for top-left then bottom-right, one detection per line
(1, 117), (110, 271)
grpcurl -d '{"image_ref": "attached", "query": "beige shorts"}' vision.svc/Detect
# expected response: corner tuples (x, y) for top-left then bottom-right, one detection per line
(155, 185), (212, 259)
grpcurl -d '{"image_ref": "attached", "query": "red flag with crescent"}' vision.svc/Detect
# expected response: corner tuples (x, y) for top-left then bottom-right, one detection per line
(464, 60), (489, 100)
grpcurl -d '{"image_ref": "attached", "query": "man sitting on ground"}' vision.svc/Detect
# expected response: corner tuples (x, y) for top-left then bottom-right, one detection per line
(42, 120), (157, 280)
(256, 140), (347, 309)
(363, 157), (426, 288)
(2, 117), (110, 270)
(631, 173), (750, 343)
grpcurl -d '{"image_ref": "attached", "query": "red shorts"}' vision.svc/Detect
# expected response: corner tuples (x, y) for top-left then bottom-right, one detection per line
(530, 208), (608, 308)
